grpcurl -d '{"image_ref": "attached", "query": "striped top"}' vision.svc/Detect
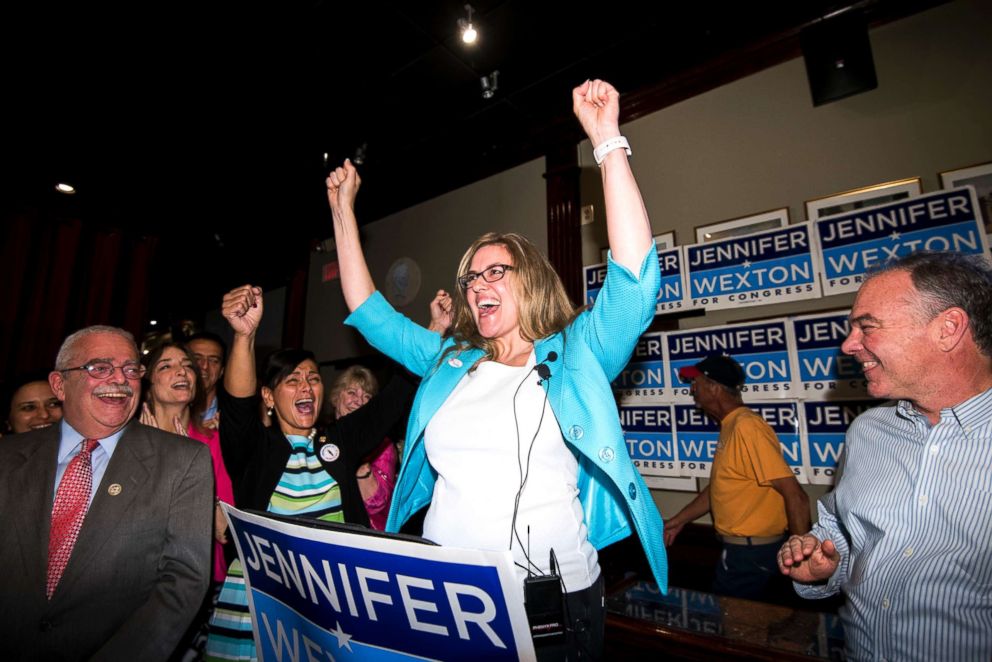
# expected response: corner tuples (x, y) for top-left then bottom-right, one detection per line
(796, 387), (992, 661)
(267, 433), (344, 522)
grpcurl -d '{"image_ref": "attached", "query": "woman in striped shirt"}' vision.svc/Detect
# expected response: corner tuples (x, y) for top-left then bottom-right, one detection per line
(204, 284), (414, 661)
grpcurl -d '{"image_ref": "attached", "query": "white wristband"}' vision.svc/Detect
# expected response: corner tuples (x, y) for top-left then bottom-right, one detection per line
(592, 136), (631, 166)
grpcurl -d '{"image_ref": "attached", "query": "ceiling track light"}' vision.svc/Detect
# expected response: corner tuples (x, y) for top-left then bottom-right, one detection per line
(458, 4), (477, 45)
(480, 70), (499, 99)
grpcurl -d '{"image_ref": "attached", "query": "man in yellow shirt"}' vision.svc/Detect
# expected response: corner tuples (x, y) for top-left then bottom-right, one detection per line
(665, 354), (810, 601)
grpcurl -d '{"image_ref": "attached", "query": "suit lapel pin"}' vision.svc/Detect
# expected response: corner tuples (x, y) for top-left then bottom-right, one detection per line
(108, 483), (123, 496)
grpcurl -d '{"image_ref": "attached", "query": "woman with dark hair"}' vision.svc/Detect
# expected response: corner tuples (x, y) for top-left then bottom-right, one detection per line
(4, 374), (62, 435)
(327, 79), (668, 658)
(139, 342), (235, 581)
(204, 288), (414, 661)
(140, 342), (236, 660)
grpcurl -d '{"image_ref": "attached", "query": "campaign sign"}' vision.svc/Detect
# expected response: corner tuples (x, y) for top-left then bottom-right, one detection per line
(685, 223), (822, 310)
(613, 332), (667, 402)
(803, 400), (882, 485)
(655, 246), (693, 314)
(666, 319), (797, 402)
(673, 404), (719, 477)
(223, 506), (535, 661)
(586, 247), (691, 316)
(814, 187), (990, 295)
(619, 404), (678, 476)
(791, 311), (868, 399)
(748, 401), (806, 483)
(583, 262), (606, 307)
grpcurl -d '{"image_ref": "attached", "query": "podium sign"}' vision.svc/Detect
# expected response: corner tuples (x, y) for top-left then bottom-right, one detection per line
(223, 506), (537, 661)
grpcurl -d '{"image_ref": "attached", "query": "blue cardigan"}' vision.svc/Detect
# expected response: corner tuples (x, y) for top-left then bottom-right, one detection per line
(346, 247), (668, 593)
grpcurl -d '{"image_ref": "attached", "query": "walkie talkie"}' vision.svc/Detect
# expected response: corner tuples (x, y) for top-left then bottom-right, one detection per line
(524, 549), (565, 648)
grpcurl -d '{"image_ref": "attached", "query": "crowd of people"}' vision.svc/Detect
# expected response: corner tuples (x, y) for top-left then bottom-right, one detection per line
(2, 78), (990, 662)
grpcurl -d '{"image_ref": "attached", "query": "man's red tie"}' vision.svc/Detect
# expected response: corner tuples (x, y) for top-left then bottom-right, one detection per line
(47, 439), (99, 599)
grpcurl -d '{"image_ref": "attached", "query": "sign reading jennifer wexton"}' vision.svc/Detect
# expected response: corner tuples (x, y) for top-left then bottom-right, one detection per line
(666, 319), (797, 402)
(814, 187), (990, 296)
(686, 223), (821, 310)
(223, 506), (536, 661)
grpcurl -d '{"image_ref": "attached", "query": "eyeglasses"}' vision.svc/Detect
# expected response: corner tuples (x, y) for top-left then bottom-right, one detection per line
(457, 264), (513, 290)
(62, 361), (146, 380)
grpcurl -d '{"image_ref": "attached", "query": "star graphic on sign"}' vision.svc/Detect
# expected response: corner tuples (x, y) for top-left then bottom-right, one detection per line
(742, 260), (752, 269)
(889, 231), (901, 240)
(330, 621), (353, 652)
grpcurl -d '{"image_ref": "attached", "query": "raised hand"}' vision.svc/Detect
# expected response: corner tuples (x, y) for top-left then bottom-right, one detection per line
(778, 533), (841, 583)
(203, 410), (221, 431)
(572, 79), (621, 147)
(139, 403), (158, 428)
(222, 285), (264, 338)
(172, 415), (189, 437)
(428, 289), (453, 334)
(326, 158), (362, 216)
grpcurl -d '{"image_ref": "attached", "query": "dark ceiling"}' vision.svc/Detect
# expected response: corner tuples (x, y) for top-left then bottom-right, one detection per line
(2, 0), (943, 324)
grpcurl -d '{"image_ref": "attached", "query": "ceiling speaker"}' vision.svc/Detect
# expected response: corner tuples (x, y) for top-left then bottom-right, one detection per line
(801, 11), (877, 107)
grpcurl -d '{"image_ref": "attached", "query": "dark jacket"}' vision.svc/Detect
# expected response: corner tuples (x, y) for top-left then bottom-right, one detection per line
(219, 373), (414, 526)
(0, 421), (213, 661)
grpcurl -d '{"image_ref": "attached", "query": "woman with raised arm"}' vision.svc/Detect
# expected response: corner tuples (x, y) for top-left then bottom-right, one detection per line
(203, 287), (415, 662)
(327, 80), (667, 658)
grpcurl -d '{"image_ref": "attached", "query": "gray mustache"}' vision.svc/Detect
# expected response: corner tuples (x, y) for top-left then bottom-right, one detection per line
(94, 385), (134, 397)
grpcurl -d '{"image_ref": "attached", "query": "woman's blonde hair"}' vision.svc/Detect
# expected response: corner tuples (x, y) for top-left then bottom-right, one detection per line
(329, 365), (379, 407)
(444, 232), (579, 365)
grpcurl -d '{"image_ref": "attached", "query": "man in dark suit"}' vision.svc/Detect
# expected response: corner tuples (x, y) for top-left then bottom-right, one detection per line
(0, 325), (213, 661)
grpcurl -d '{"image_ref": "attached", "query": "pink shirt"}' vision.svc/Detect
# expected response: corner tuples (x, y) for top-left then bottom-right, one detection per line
(363, 440), (398, 531)
(188, 424), (235, 582)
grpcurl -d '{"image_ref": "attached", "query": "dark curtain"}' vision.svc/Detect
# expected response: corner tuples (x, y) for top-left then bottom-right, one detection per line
(0, 211), (158, 392)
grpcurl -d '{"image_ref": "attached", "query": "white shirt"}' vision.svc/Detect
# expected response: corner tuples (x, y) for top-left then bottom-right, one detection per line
(424, 352), (599, 591)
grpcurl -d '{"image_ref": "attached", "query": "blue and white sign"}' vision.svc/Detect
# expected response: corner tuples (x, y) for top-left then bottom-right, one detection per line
(814, 187), (990, 295)
(613, 332), (667, 403)
(673, 404), (720, 477)
(665, 319), (798, 402)
(685, 223), (822, 310)
(619, 404), (678, 477)
(582, 263), (607, 307)
(791, 311), (868, 400)
(802, 400), (881, 485)
(585, 247), (692, 316)
(748, 401), (806, 483)
(655, 247), (692, 314)
(223, 507), (535, 661)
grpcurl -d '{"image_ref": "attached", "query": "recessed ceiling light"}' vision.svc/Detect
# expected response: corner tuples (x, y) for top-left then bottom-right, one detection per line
(55, 182), (76, 195)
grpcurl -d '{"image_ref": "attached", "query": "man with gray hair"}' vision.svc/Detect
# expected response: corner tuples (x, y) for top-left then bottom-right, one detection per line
(778, 252), (992, 660)
(0, 325), (213, 661)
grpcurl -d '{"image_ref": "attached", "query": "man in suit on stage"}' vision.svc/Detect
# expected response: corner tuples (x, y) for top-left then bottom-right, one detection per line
(0, 325), (213, 661)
